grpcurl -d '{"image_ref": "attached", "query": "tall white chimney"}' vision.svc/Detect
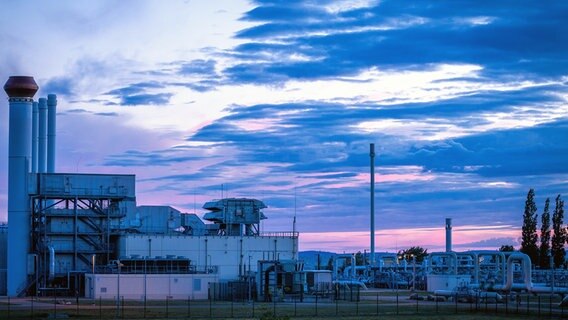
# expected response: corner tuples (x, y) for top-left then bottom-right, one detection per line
(445, 218), (452, 252)
(4, 76), (38, 296)
(47, 94), (57, 173)
(38, 98), (47, 173)
(31, 101), (38, 173)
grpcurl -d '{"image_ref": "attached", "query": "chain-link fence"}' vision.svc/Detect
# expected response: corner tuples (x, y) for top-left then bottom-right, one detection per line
(0, 289), (566, 319)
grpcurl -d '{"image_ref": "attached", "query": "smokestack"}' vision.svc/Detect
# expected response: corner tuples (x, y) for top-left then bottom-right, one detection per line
(370, 143), (375, 266)
(38, 98), (47, 173)
(445, 218), (452, 252)
(47, 94), (57, 173)
(31, 101), (38, 173)
(4, 76), (38, 296)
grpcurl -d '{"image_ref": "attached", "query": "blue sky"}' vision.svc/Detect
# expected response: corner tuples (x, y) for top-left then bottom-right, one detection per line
(1, 0), (567, 253)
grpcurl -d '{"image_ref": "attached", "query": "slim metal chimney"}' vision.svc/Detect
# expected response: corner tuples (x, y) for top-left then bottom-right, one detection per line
(445, 218), (452, 252)
(370, 143), (375, 266)
(4, 76), (38, 296)
(47, 94), (57, 173)
(31, 101), (38, 173)
(38, 98), (47, 173)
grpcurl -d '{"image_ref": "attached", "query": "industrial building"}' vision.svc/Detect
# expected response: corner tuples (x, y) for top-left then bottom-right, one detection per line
(1, 76), (299, 298)
(3, 76), (567, 304)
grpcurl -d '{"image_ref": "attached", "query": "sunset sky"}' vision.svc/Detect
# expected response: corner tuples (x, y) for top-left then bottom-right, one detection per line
(1, 0), (566, 253)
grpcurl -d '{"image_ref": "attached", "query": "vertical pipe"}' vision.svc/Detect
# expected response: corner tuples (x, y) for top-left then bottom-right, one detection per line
(370, 143), (375, 267)
(47, 94), (57, 173)
(4, 76), (38, 296)
(38, 98), (47, 173)
(31, 101), (38, 173)
(445, 218), (452, 252)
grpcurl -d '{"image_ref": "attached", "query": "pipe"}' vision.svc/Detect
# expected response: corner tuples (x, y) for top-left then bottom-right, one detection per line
(466, 250), (506, 287)
(38, 98), (47, 173)
(428, 252), (458, 275)
(334, 254), (356, 280)
(31, 101), (38, 173)
(333, 280), (368, 290)
(47, 94), (57, 173)
(49, 246), (56, 280)
(445, 218), (452, 252)
(4, 76), (38, 296)
(370, 143), (375, 267)
(496, 252), (532, 291)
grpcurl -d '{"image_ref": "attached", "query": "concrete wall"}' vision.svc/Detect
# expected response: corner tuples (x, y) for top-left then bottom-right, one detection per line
(119, 234), (298, 280)
(85, 273), (218, 300)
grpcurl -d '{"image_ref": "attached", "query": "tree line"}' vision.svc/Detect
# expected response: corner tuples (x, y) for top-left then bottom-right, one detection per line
(520, 189), (565, 268)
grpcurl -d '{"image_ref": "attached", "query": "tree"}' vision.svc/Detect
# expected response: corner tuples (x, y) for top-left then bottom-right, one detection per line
(539, 198), (551, 269)
(398, 246), (428, 263)
(355, 251), (365, 266)
(520, 189), (539, 265)
(552, 194), (566, 268)
(499, 245), (515, 252)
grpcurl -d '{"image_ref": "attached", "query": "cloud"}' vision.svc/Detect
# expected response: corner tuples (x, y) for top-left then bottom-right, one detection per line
(227, 0), (568, 86)
(454, 237), (518, 249)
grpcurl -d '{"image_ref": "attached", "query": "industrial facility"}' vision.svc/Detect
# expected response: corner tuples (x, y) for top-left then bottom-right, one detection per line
(1, 76), (299, 299)
(2, 76), (567, 306)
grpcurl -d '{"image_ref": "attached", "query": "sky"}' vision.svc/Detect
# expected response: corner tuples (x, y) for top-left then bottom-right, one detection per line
(1, 0), (567, 253)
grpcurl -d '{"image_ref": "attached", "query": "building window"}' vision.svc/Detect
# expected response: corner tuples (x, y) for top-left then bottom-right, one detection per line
(101, 287), (107, 293)
(193, 279), (201, 291)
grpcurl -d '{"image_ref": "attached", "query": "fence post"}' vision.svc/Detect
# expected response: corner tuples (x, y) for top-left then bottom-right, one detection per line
(475, 291), (479, 312)
(144, 295), (147, 318)
(31, 296), (34, 320)
(396, 292), (399, 315)
(416, 293), (419, 313)
(505, 293), (508, 315)
(336, 293), (339, 316)
(121, 296), (124, 319)
(99, 296), (102, 320)
(273, 291), (276, 316)
(526, 294), (529, 316)
(376, 291), (379, 315)
(315, 292), (318, 316)
(537, 295), (540, 317)
(166, 296), (169, 319)
(455, 292), (458, 314)
(187, 296), (191, 318)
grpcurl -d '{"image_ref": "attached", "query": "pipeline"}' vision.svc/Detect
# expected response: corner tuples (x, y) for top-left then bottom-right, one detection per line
(49, 246), (55, 280)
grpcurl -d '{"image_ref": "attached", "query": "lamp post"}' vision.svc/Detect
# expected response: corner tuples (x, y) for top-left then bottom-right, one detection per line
(411, 255), (416, 291)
